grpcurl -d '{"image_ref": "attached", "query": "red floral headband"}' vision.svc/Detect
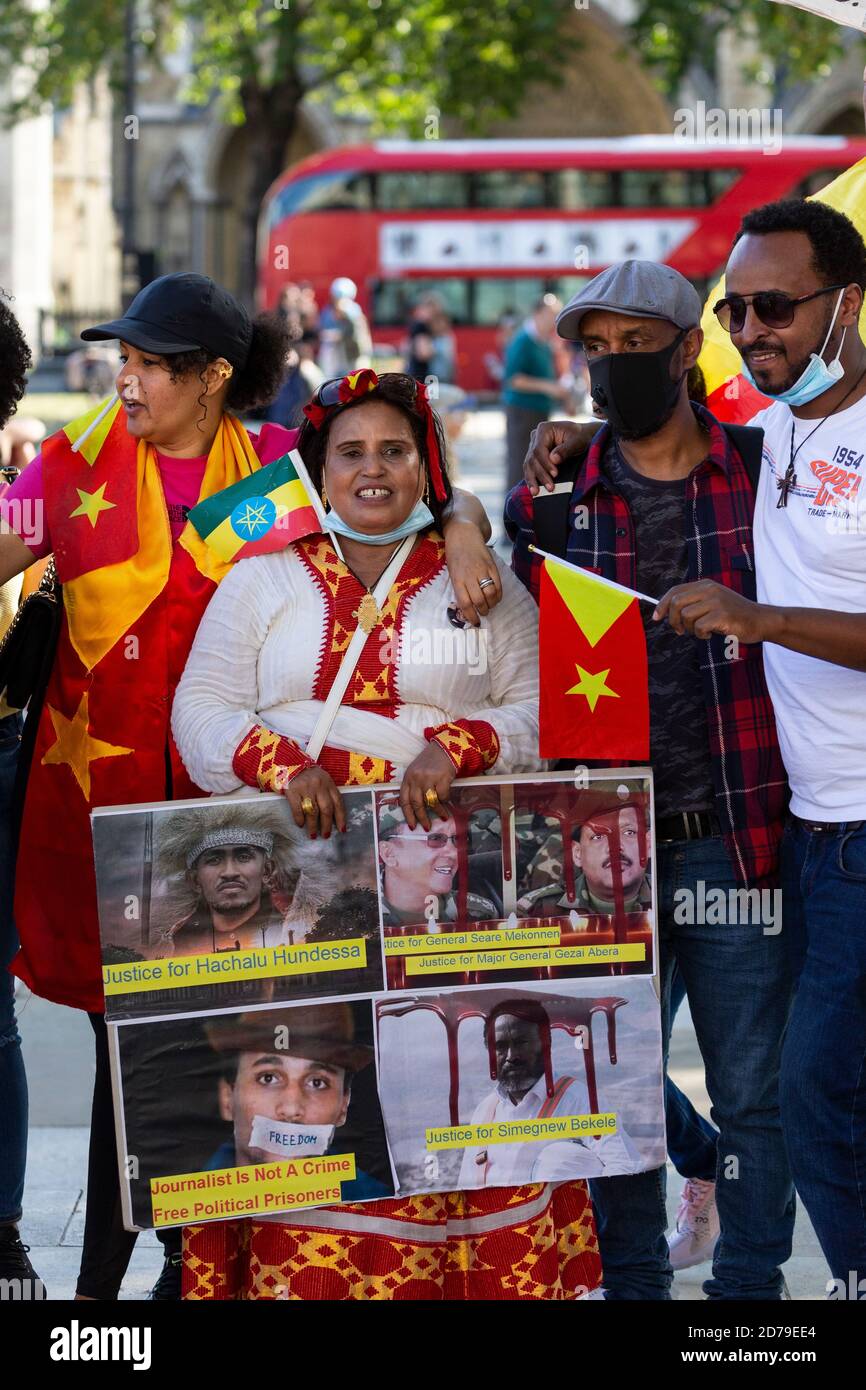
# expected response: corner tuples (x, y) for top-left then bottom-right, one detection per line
(302, 368), (447, 502)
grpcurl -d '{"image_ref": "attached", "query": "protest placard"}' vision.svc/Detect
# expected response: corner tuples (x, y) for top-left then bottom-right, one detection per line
(96, 769), (665, 1228)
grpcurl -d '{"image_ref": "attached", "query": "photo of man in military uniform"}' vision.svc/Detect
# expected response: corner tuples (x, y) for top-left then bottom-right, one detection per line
(518, 802), (652, 921)
(377, 801), (500, 929)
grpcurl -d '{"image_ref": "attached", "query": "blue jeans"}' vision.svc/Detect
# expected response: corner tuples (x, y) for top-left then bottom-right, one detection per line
(591, 835), (795, 1300)
(780, 818), (866, 1285)
(666, 967), (718, 1182)
(0, 712), (25, 1225)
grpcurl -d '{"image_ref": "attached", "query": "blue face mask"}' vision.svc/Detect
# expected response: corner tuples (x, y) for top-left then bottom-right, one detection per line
(322, 497), (435, 546)
(741, 289), (846, 406)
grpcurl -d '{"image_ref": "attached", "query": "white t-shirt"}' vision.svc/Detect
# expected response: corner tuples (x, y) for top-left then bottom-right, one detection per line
(749, 395), (866, 820)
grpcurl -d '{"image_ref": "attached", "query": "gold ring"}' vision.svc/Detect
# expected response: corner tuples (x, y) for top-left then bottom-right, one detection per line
(300, 796), (315, 816)
(424, 788), (440, 808)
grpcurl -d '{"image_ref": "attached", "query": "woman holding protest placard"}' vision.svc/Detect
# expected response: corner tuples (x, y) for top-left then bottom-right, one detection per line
(0, 285), (496, 1302)
(173, 369), (603, 1300)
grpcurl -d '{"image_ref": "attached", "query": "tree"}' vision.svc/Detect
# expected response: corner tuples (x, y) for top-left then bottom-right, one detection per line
(0, 0), (577, 303)
(628, 0), (850, 97)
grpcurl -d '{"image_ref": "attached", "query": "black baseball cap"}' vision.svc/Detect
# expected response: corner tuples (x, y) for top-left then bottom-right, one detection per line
(81, 272), (253, 368)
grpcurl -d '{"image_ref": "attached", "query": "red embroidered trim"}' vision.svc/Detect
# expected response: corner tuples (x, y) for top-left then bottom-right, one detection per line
(292, 535), (446, 787)
(423, 718), (500, 777)
(232, 724), (313, 792)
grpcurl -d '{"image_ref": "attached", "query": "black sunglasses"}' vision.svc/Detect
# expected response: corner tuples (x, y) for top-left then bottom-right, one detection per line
(713, 285), (846, 335)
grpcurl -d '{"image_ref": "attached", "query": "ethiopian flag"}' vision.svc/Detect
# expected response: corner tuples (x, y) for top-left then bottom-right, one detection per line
(538, 553), (649, 760)
(188, 448), (320, 561)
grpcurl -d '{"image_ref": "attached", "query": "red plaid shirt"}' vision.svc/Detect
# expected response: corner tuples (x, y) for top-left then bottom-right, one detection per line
(505, 408), (787, 888)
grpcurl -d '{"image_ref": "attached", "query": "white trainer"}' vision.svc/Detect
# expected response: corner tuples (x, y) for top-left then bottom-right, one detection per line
(667, 1177), (720, 1271)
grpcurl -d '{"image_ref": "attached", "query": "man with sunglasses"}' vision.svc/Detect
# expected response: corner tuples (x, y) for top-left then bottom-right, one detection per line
(504, 259), (792, 1301)
(655, 198), (866, 1292)
(377, 803), (498, 929)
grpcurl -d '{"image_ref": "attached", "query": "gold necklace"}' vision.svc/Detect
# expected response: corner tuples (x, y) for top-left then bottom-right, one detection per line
(350, 540), (405, 635)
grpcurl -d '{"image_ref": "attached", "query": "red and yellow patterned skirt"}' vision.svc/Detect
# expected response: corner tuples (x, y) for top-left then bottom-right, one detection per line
(183, 1183), (601, 1300)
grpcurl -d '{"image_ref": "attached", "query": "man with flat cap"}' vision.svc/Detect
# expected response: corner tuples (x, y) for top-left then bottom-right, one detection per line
(205, 1004), (391, 1202)
(497, 261), (793, 1303)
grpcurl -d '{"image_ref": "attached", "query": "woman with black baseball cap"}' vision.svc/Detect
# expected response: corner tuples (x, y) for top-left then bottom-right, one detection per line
(0, 272), (294, 1302)
(0, 273), (500, 1302)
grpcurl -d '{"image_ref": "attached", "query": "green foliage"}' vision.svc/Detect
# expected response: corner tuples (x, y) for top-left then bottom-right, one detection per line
(629, 0), (852, 91)
(0, 0), (575, 137)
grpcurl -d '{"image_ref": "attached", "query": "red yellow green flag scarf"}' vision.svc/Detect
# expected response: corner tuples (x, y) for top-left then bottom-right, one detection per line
(46, 400), (261, 672)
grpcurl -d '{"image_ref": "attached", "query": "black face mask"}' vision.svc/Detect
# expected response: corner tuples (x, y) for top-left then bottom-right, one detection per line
(588, 329), (687, 440)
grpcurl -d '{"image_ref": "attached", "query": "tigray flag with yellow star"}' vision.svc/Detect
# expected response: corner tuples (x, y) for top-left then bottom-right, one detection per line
(538, 553), (649, 760)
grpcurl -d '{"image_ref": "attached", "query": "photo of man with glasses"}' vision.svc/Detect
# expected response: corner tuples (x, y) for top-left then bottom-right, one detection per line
(376, 801), (499, 930)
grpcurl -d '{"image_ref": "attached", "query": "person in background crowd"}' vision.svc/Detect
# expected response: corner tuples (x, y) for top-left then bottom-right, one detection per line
(266, 330), (324, 429)
(502, 294), (569, 490)
(483, 311), (518, 389)
(405, 293), (454, 384)
(318, 277), (372, 378)
(0, 293), (39, 1298)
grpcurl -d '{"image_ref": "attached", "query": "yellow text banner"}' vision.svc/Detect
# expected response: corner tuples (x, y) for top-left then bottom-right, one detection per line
(103, 938), (367, 995)
(426, 1114), (617, 1150)
(384, 926), (561, 956)
(405, 942), (645, 976)
(149, 1154), (357, 1226)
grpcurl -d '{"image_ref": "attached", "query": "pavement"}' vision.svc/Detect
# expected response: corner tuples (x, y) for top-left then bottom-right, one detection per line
(12, 406), (829, 1301)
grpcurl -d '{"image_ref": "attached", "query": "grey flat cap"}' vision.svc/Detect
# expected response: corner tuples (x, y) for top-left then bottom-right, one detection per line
(557, 260), (702, 340)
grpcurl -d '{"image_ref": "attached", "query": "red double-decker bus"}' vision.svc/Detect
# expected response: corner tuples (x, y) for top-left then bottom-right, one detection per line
(258, 137), (866, 391)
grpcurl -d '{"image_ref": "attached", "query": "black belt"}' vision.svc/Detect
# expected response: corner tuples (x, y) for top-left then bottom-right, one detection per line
(655, 810), (722, 843)
(791, 814), (863, 834)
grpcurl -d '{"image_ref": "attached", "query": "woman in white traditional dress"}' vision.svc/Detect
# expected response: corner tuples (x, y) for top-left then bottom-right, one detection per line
(172, 369), (602, 1301)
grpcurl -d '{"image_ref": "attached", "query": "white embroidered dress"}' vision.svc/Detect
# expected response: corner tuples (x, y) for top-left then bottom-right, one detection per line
(173, 533), (541, 791)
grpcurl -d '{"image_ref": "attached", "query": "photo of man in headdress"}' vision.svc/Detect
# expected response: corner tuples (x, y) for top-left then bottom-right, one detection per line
(457, 999), (641, 1187)
(204, 1003), (393, 1202)
(377, 799), (500, 930)
(154, 803), (346, 956)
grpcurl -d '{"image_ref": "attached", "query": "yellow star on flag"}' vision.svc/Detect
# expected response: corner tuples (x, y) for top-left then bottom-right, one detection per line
(566, 664), (620, 713)
(41, 693), (133, 800)
(69, 483), (115, 527)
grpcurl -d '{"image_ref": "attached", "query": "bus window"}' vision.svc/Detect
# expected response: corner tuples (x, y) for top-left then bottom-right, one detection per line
(556, 169), (616, 210)
(707, 168), (739, 201)
(792, 168), (839, 198)
(376, 171), (470, 209)
(621, 169), (696, 207)
(473, 278), (549, 326)
(474, 170), (550, 209)
(372, 278), (471, 326)
(550, 275), (594, 306)
(266, 171), (372, 224)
